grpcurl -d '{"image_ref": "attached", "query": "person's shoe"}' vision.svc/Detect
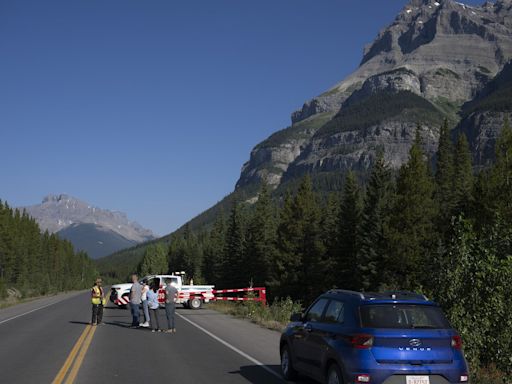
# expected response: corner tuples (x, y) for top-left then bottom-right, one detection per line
(141, 322), (150, 328)
(165, 329), (172, 333)
(92, 323), (97, 326)
(172, 328), (176, 333)
(151, 329), (156, 333)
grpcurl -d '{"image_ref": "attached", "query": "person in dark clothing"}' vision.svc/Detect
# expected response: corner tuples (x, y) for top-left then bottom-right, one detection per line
(129, 274), (142, 328)
(91, 278), (105, 326)
(164, 282), (178, 333)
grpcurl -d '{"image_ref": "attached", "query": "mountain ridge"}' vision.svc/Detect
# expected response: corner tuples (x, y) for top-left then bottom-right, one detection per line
(237, 0), (512, 192)
(22, 194), (156, 258)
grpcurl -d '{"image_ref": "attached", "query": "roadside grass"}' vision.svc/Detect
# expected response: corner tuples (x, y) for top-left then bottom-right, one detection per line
(209, 297), (302, 332)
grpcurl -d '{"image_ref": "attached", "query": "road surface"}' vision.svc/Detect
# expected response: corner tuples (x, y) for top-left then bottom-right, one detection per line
(0, 292), (311, 384)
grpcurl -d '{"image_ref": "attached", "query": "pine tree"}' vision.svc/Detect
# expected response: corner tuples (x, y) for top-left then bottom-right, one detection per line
(435, 119), (456, 224)
(274, 176), (325, 301)
(203, 213), (227, 285)
(139, 243), (168, 276)
(386, 131), (438, 290)
(321, 193), (340, 289)
(274, 191), (301, 298)
(222, 201), (247, 288)
(294, 175), (326, 301)
(245, 183), (277, 287)
(488, 117), (512, 223)
(452, 133), (474, 215)
(336, 171), (362, 290)
(357, 154), (393, 291)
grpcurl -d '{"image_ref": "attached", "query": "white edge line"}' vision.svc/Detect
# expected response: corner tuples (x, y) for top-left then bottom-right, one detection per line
(0, 294), (78, 325)
(177, 312), (283, 381)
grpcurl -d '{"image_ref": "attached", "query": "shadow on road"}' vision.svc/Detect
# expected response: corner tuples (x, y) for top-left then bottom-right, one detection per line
(231, 365), (284, 384)
(235, 365), (316, 384)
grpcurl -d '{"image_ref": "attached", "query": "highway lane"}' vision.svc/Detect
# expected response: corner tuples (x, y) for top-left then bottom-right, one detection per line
(0, 291), (93, 383)
(0, 292), (311, 384)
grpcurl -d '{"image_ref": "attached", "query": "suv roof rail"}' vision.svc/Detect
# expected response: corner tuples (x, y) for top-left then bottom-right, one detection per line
(364, 291), (429, 301)
(327, 289), (365, 299)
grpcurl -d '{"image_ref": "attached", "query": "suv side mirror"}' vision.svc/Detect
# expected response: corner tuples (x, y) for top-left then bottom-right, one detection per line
(290, 313), (303, 322)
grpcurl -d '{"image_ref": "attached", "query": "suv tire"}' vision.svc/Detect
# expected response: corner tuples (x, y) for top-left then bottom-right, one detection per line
(280, 344), (298, 381)
(326, 363), (343, 384)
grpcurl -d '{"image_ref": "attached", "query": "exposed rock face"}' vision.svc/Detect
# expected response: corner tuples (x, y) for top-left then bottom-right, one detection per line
(236, 112), (334, 189)
(457, 110), (512, 167)
(235, 0), (512, 192)
(455, 60), (512, 168)
(22, 194), (155, 243)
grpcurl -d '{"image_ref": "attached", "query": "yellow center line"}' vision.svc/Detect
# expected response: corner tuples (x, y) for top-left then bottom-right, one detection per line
(52, 325), (92, 384)
(64, 324), (97, 384)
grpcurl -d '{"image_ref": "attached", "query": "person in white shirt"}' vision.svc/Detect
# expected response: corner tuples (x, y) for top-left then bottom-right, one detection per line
(140, 281), (150, 328)
(147, 283), (161, 332)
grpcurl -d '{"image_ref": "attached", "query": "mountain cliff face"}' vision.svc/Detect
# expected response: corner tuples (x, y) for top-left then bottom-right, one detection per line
(22, 194), (155, 258)
(237, 0), (512, 192)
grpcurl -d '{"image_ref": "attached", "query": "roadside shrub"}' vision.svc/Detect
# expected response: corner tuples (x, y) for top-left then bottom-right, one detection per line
(471, 365), (510, 384)
(436, 218), (512, 379)
(211, 296), (302, 331)
(0, 279), (7, 299)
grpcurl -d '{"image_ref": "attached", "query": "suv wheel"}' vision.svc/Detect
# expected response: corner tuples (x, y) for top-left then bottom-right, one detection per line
(326, 363), (342, 384)
(280, 344), (298, 381)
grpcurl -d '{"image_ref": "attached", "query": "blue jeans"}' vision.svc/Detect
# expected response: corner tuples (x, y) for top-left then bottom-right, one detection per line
(130, 303), (140, 327)
(165, 303), (175, 330)
(142, 300), (150, 323)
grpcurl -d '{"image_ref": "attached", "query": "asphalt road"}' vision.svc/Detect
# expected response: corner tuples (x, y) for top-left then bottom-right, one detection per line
(0, 292), (312, 384)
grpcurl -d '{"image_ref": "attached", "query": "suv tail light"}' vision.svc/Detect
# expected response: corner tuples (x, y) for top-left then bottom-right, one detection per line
(451, 335), (463, 350)
(351, 334), (374, 349)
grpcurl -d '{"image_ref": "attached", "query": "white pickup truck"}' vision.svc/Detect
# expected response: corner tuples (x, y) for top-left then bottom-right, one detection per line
(110, 274), (215, 310)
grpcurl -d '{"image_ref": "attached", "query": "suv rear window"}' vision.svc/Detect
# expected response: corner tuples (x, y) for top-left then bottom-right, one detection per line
(360, 304), (451, 329)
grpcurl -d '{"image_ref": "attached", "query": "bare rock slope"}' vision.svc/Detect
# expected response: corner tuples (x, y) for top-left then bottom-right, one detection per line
(237, 0), (512, 192)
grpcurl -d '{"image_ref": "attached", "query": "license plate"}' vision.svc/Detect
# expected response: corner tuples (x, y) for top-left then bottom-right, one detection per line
(406, 376), (430, 384)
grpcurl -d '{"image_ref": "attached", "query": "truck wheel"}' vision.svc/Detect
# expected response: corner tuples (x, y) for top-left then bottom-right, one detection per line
(189, 298), (202, 310)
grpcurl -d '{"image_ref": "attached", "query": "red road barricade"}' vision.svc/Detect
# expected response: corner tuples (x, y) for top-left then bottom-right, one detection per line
(179, 287), (267, 305)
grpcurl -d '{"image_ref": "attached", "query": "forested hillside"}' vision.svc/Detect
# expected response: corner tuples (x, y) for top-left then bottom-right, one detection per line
(0, 201), (98, 299)
(110, 119), (512, 379)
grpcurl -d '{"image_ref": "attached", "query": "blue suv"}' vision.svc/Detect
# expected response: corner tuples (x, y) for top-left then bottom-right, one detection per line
(280, 290), (469, 384)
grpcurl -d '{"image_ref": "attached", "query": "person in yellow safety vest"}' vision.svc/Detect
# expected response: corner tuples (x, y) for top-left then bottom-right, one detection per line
(91, 278), (106, 326)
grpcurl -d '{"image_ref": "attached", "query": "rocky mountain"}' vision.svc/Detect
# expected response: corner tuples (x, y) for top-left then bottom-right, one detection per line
(97, 0), (512, 269)
(238, 0), (512, 191)
(22, 194), (155, 258)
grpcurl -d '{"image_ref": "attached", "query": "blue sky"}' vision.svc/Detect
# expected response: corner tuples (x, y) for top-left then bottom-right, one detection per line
(0, 0), (484, 235)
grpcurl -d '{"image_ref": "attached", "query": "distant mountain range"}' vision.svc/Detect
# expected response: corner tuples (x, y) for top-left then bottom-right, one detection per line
(22, 194), (156, 259)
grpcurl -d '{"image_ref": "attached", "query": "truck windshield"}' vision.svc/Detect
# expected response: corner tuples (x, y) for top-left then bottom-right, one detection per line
(360, 304), (451, 329)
